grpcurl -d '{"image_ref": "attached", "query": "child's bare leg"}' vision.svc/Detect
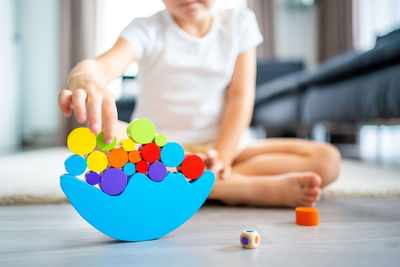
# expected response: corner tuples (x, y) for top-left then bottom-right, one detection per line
(208, 171), (321, 207)
(233, 138), (341, 187)
(209, 138), (340, 207)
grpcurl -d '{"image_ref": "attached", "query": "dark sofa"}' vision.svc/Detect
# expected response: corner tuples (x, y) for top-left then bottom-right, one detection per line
(253, 28), (400, 134)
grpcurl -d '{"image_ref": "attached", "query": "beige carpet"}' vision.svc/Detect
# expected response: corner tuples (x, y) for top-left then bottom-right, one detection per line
(324, 159), (400, 198)
(0, 147), (399, 205)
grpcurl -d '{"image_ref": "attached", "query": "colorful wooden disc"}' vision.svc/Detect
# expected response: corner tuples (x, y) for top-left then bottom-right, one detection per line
(64, 155), (87, 176)
(141, 143), (161, 163)
(96, 131), (117, 151)
(121, 138), (135, 151)
(123, 162), (136, 176)
(67, 127), (96, 155)
(85, 171), (101, 185)
(108, 148), (128, 168)
(128, 150), (141, 163)
(127, 119), (156, 144)
(154, 134), (167, 147)
(87, 151), (108, 172)
(148, 162), (167, 182)
(100, 168), (127, 196)
(181, 155), (205, 179)
(136, 160), (149, 173)
(160, 142), (185, 167)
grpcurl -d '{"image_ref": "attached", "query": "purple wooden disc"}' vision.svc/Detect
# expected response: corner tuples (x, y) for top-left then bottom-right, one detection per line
(85, 171), (101, 185)
(100, 168), (127, 196)
(148, 162), (167, 182)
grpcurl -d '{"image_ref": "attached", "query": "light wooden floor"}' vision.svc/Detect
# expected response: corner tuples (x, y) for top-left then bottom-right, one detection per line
(1, 198), (399, 267)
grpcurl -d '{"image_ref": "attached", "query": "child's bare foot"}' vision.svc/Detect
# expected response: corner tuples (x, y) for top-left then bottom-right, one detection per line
(209, 171), (321, 208)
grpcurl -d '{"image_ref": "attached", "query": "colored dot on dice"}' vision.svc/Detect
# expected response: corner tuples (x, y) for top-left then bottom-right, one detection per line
(85, 171), (101, 185)
(128, 150), (141, 163)
(240, 230), (260, 249)
(123, 162), (136, 176)
(160, 142), (185, 167)
(100, 168), (127, 196)
(96, 131), (117, 151)
(181, 155), (205, 179)
(154, 134), (167, 147)
(127, 119), (156, 144)
(87, 151), (109, 172)
(148, 162), (168, 182)
(67, 127), (96, 155)
(121, 138), (135, 151)
(141, 143), (161, 163)
(64, 154), (87, 176)
(108, 148), (128, 168)
(136, 160), (149, 173)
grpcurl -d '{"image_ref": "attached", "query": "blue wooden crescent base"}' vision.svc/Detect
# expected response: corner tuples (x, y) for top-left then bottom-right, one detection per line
(60, 170), (215, 241)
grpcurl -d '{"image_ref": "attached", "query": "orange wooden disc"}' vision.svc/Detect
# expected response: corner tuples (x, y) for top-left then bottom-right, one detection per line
(296, 207), (319, 226)
(128, 150), (141, 163)
(108, 148), (128, 168)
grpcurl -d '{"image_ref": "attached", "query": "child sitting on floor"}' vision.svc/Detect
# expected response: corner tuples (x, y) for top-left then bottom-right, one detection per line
(58, 0), (340, 207)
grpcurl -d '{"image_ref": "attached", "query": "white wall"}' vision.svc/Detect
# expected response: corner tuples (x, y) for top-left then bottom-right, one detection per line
(273, 0), (318, 69)
(0, 0), (20, 153)
(17, 0), (60, 143)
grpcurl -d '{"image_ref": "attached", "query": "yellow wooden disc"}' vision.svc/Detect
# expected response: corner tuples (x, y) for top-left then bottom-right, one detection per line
(87, 151), (108, 172)
(121, 138), (135, 151)
(67, 127), (96, 155)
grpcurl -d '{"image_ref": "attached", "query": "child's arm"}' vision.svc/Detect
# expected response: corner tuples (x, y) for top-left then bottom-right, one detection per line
(58, 37), (136, 143)
(213, 48), (257, 172)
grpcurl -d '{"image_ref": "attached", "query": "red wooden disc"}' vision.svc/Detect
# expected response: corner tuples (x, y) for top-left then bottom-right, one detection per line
(181, 155), (205, 179)
(141, 143), (161, 163)
(136, 160), (149, 173)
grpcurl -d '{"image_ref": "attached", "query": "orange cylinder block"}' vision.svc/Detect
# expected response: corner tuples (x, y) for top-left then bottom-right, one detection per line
(295, 207), (319, 226)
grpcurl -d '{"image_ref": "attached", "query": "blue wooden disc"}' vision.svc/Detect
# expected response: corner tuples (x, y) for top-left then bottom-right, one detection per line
(64, 155), (87, 176)
(160, 142), (185, 167)
(123, 162), (136, 176)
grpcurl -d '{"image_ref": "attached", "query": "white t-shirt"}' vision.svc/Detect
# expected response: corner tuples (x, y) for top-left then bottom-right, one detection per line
(120, 8), (263, 144)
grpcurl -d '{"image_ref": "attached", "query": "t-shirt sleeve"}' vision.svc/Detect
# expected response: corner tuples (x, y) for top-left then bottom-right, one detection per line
(120, 17), (153, 62)
(236, 8), (264, 54)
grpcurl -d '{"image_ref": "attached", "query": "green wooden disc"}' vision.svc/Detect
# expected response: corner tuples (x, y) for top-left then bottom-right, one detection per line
(127, 119), (156, 144)
(96, 131), (117, 151)
(154, 134), (167, 147)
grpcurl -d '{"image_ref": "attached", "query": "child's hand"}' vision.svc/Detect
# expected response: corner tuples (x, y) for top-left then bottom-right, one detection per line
(203, 149), (231, 180)
(58, 74), (117, 144)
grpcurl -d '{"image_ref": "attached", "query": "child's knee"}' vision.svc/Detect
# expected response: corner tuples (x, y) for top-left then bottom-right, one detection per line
(312, 143), (341, 186)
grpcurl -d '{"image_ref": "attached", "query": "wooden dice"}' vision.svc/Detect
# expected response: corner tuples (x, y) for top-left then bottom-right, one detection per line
(240, 230), (260, 249)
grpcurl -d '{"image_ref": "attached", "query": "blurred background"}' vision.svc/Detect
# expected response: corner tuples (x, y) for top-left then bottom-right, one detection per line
(2, 0), (400, 167)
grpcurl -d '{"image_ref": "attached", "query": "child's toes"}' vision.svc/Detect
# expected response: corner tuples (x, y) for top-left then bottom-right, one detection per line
(301, 172), (321, 188)
(298, 199), (315, 207)
(305, 187), (321, 197)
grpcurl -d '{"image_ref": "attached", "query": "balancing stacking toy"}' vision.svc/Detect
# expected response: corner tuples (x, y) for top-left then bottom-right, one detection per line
(60, 118), (215, 241)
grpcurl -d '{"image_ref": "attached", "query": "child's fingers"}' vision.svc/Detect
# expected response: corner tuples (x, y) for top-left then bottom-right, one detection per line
(219, 166), (231, 180)
(71, 89), (88, 123)
(101, 98), (118, 144)
(206, 149), (218, 159)
(86, 94), (102, 135)
(58, 89), (72, 116)
(204, 149), (218, 167)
